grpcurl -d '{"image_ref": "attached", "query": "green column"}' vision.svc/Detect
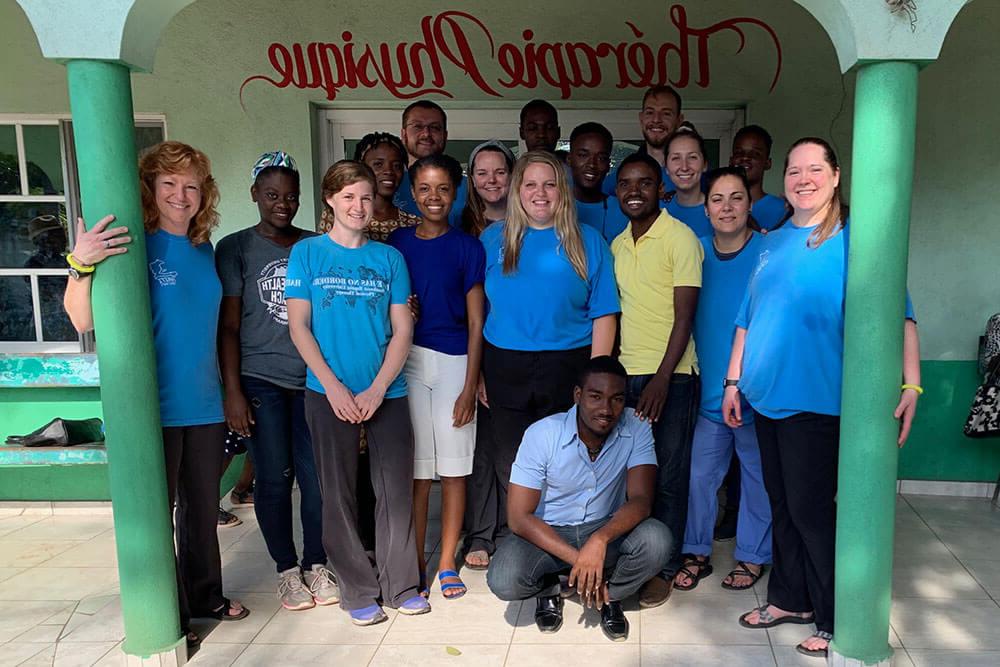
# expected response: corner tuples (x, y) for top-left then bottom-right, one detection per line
(832, 60), (919, 664)
(65, 60), (181, 657)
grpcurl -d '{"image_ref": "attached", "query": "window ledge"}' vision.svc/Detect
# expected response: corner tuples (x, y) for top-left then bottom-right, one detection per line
(0, 354), (99, 388)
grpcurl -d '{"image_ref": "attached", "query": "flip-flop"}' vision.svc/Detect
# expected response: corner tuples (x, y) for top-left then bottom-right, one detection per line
(674, 555), (713, 591)
(722, 561), (765, 591)
(464, 550), (490, 571)
(207, 598), (250, 622)
(739, 604), (814, 629)
(796, 630), (833, 657)
(438, 569), (467, 600)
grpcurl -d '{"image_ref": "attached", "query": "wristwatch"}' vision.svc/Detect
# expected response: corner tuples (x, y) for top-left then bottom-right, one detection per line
(723, 378), (740, 389)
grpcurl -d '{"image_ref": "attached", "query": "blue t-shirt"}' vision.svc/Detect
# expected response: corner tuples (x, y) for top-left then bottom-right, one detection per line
(752, 194), (788, 232)
(285, 235), (410, 398)
(146, 230), (224, 427)
(694, 233), (765, 424)
(575, 197), (629, 244)
(666, 198), (713, 239)
(387, 226), (485, 356)
(480, 221), (620, 351)
(394, 170), (468, 228)
(735, 222), (914, 418)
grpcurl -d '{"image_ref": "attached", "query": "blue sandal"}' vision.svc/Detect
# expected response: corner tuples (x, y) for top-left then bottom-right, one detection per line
(438, 569), (467, 600)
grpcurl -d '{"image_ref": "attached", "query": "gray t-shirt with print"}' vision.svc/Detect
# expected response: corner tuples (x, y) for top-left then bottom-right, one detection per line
(215, 226), (317, 389)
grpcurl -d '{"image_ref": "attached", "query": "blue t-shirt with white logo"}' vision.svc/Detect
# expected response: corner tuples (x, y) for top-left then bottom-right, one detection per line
(695, 233), (765, 424)
(666, 198), (713, 239)
(387, 226), (485, 356)
(480, 221), (620, 351)
(285, 235), (410, 398)
(735, 222), (914, 418)
(752, 194), (787, 232)
(575, 197), (629, 244)
(394, 170), (468, 228)
(146, 230), (224, 427)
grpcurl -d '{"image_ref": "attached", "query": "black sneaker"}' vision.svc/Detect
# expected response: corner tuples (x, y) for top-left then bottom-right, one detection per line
(600, 600), (629, 642)
(534, 595), (563, 633)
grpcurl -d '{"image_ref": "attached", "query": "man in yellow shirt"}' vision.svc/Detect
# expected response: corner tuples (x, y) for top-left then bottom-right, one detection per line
(610, 152), (703, 609)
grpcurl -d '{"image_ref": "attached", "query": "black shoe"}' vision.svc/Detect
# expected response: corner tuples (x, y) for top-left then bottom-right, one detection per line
(600, 600), (629, 642)
(534, 595), (563, 633)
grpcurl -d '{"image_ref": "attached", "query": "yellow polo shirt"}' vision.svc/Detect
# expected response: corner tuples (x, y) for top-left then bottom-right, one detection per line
(611, 210), (703, 376)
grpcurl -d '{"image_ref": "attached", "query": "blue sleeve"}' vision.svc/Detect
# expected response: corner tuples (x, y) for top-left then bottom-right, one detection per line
(625, 412), (658, 469)
(388, 247), (411, 305)
(586, 232), (621, 319)
(904, 290), (916, 321)
(214, 234), (243, 298)
(464, 237), (486, 293)
(509, 423), (550, 490)
(285, 242), (311, 300)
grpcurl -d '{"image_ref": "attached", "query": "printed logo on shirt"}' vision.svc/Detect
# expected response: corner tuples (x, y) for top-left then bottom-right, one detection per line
(257, 259), (289, 325)
(750, 249), (769, 282)
(149, 259), (178, 286)
(313, 265), (390, 313)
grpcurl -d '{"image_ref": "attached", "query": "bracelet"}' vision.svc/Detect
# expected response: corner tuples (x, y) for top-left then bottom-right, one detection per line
(901, 384), (923, 395)
(66, 254), (95, 274)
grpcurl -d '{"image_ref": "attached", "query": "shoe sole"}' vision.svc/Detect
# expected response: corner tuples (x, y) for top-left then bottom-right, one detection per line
(602, 631), (628, 642)
(281, 600), (316, 611)
(397, 605), (432, 616)
(350, 613), (388, 626)
(313, 595), (340, 606)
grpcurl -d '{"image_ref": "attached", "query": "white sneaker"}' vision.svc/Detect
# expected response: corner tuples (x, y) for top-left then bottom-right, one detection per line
(304, 564), (341, 606)
(277, 567), (315, 611)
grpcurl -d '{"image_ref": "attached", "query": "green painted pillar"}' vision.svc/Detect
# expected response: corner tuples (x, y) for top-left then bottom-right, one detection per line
(833, 60), (919, 665)
(65, 60), (182, 657)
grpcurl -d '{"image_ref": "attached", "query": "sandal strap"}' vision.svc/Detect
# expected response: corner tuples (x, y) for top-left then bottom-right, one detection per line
(813, 630), (833, 641)
(754, 604), (777, 624)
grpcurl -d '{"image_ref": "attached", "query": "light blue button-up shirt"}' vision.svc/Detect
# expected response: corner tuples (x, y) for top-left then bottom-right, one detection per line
(510, 406), (657, 527)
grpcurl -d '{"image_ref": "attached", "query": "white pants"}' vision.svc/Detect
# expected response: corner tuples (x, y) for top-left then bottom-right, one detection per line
(403, 345), (476, 479)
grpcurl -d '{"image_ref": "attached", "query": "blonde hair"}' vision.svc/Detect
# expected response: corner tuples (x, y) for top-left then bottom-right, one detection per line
(139, 141), (220, 245)
(785, 137), (848, 248)
(503, 151), (587, 281)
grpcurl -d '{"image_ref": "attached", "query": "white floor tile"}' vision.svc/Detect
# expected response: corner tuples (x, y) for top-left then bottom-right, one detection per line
(907, 649), (1000, 666)
(891, 598), (1000, 649)
(371, 644), (509, 666)
(195, 593), (281, 645)
(773, 645), (913, 666)
(0, 642), (52, 666)
(3, 517), (114, 541)
(892, 559), (991, 599)
(643, 644), (775, 666)
(640, 589), (770, 645)
(0, 600), (80, 642)
(0, 567), (119, 601)
(960, 558), (1000, 597)
(511, 643), (641, 666)
(186, 642), (248, 667)
(254, 601), (394, 645)
(41, 535), (118, 568)
(59, 596), (124, 643)
(231, 643), (375, 666)
(20, 641), (119, 667)
(0, 540), (78, 567)
(380, 594), (517, 645)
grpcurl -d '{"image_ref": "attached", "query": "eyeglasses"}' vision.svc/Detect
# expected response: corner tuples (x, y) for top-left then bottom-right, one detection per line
(405, 122), (445, 135)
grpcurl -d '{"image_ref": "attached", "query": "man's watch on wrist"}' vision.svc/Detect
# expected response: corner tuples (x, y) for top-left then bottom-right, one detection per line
(723, 378), (740, 389)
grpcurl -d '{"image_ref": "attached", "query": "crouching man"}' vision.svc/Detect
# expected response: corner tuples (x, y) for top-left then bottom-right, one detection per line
(487, 356), (672, 641)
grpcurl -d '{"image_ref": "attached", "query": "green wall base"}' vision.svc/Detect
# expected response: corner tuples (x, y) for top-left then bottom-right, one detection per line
(0, 464), (110, 501)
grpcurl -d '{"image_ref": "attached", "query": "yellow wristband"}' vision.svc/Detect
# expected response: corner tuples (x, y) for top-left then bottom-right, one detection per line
(901, 384), (923, 395)
(66, 254), (95, 274)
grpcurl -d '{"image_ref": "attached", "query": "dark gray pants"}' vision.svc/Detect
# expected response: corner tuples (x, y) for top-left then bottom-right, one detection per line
(304, 390), (419, 610)
(487, 517), (672, 602)
(162, 423), (226, 629)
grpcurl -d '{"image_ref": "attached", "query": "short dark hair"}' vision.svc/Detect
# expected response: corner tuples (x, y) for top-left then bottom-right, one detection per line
(576, 355), (628, 388)
(641, 85), (682, 110)
(616, 152), (663, 187)
(402, 100), (448, 129)
(520, 99), (559, 125)
(569, 122), (613, 150)
(734, 124), (774, 155)
(408, 153), (463, 190)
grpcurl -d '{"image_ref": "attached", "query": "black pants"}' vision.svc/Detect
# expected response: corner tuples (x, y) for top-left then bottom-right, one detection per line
(754, 412), (840, 633)
(304, 391), (420, 610)
(463, 404), (501, 555)
(162, 423), (227, 629)
(480, 343), (591, 550)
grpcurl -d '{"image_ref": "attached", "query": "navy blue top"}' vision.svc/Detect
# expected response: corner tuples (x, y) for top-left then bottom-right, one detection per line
(394, 170), (468, 228)
(387, 226), (486, 356)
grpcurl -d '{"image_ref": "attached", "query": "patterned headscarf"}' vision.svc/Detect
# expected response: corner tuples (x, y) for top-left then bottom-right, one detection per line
(251, 151), (298, 184)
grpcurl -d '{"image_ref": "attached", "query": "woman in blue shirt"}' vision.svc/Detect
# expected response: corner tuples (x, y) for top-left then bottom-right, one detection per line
(665, 127), (712, 239)
(388, 154), (486, 600)
(479, 150), (621, 561)
(675, 167), (771, 594)
(286, 160), (428, 625)
(722, 138), (922, 658)
(64, 141), (248, 645)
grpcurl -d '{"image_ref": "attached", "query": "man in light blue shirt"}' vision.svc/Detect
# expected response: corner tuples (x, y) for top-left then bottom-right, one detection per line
(487, 357), (671, 642)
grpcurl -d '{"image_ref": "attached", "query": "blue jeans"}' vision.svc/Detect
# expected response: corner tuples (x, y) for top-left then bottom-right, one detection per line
(241, 375), (325, 572)
(625, 373), (699, 578)
(487, 517), (672, 602)
(683, 416), (772, 564)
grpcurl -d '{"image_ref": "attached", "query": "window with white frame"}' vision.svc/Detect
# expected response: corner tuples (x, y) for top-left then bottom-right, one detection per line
(0, 116), (166, 353)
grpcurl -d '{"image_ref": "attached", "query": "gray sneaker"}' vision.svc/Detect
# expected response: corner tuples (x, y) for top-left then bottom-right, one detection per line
(304, 564), (341, 606)
(277, 567), (315, 611)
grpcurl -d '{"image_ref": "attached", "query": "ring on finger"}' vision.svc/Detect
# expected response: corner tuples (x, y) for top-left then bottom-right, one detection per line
(104, 240), (111, 249)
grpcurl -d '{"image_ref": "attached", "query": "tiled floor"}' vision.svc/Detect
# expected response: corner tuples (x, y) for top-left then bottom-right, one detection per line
(0, 493), (998, 666)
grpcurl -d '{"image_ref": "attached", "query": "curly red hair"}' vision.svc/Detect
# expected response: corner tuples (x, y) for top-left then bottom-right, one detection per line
(138, 141), (220, 245)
